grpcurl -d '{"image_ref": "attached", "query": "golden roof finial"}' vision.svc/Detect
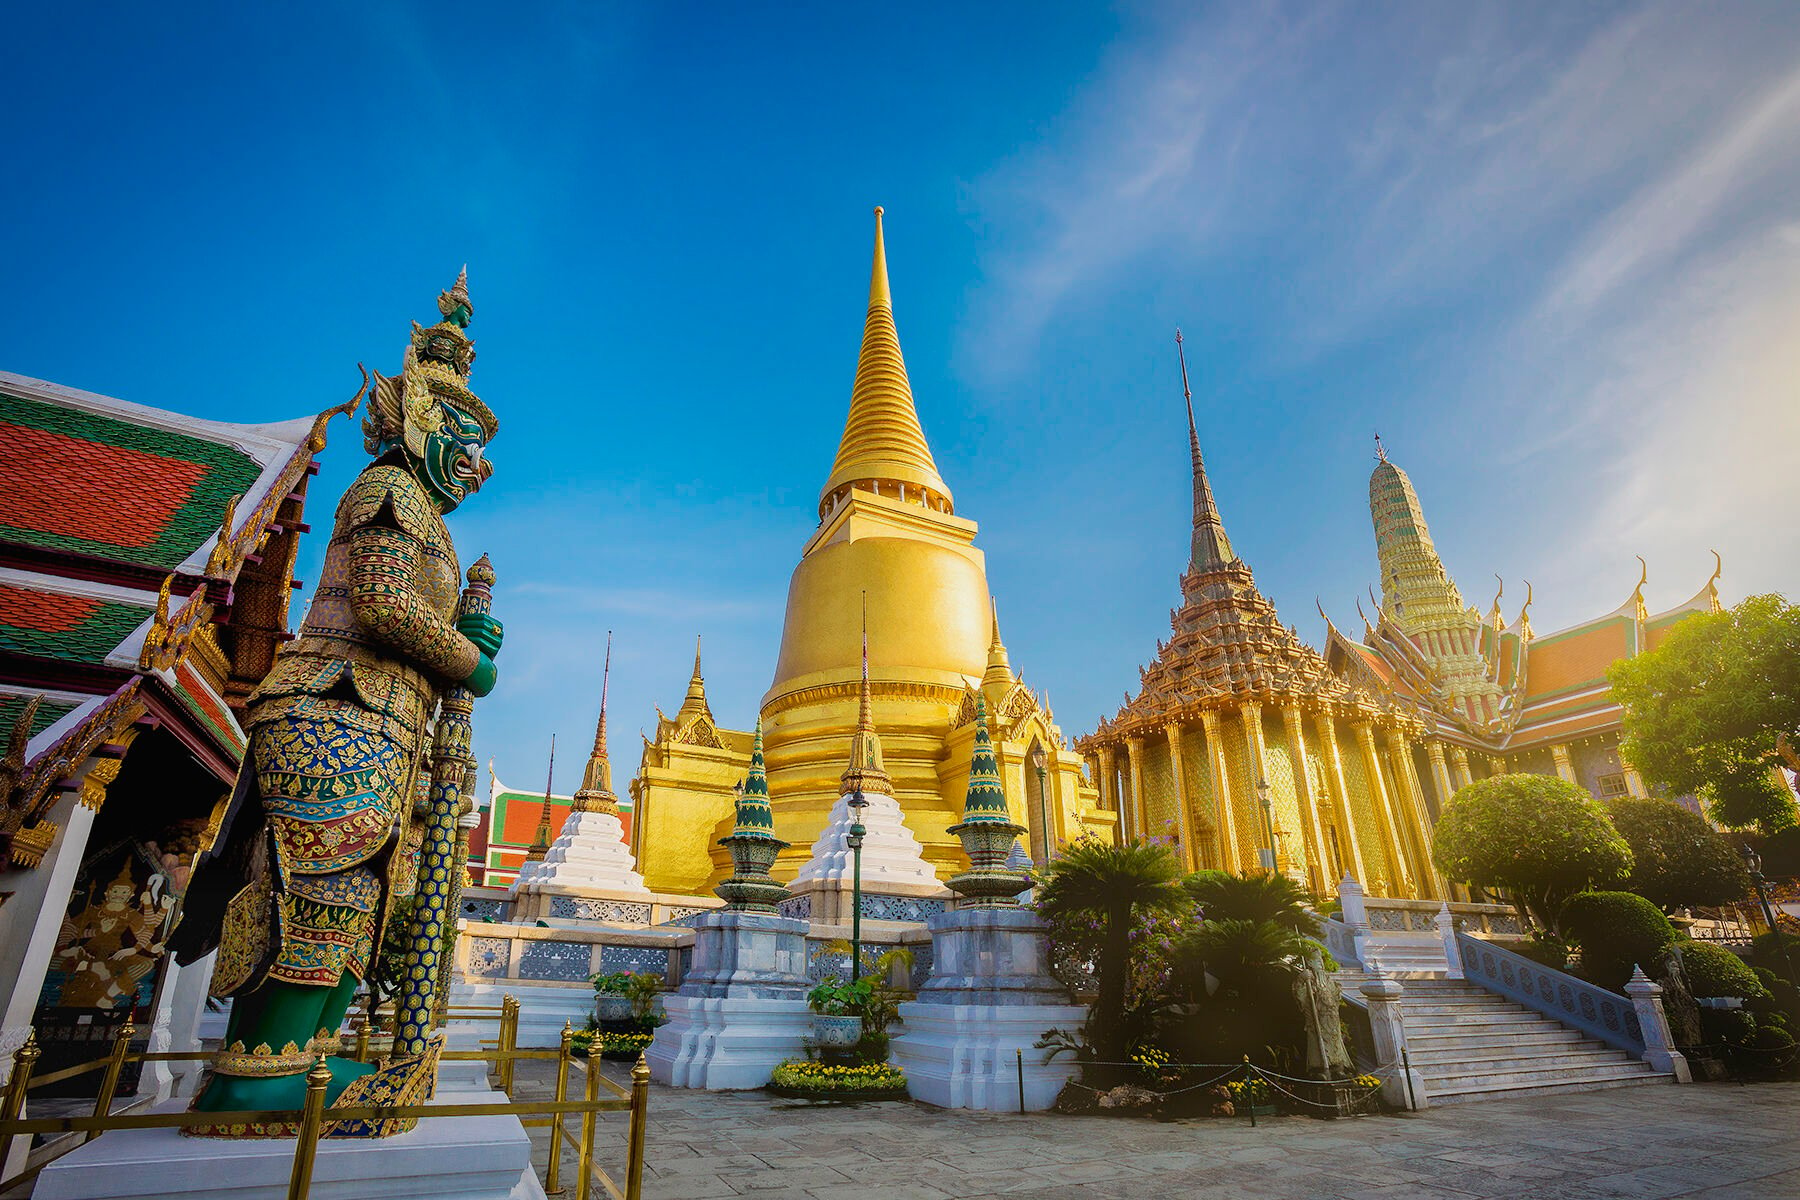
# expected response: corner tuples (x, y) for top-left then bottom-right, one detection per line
(1177, 328), (1235, 576)
(527, 733), (557, 860)
(1488, 575), (1506, 632)
(1518, 580), (1535, 640)
(818, 207), (952, 517)
(1631, 555), (1649, 624)
(1374, 431), (1387, 463)
(983, 595), (1013, 689)
(1707, 549), (1724, 614)
(575, 633), (619, 813)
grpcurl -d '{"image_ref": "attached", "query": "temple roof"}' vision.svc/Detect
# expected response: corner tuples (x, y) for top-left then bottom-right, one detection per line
(818, 208), (953, 517)
(1081, 348), (1411, 748)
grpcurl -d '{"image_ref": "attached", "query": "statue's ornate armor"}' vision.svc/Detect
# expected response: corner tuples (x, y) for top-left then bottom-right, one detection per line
(209, 465), (475, 996)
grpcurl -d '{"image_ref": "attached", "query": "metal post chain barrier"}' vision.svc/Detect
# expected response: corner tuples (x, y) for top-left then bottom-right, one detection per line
(286, 1057), (332, 1200)
(88, 1021), (134, 1144)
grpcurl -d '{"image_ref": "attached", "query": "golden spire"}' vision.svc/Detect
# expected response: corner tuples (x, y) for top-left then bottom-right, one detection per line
(574, 632), (619, 814)
(982, 595), (1013, 690)
(1177, 329), (1235, 573)
(841, 594), (891, 794)
(676, 635), (712, 723)
(1706, 550), (1723, 614)
(818, 207), (953, 518)
(526, 734), (557, 861)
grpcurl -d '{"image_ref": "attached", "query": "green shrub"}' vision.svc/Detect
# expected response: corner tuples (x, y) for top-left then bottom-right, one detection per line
(769, 1059), (906, 1094)
(1560, 891), (1677, 990)
(1512, 931), (1571, 972)
(1680, 942), (1763, 999)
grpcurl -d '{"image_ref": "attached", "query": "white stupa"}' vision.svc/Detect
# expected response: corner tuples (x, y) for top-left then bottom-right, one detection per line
(511, 635), (649, 903)
(789, 617), (948, 921)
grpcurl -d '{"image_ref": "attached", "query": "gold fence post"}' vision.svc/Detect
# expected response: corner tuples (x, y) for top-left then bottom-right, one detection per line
(625, 1053), (650, 1200)
(353, 1017), (371, 1064)
(86, 1020), (135, 1144)
(576, 1040), (600, 1200)
(286, 1056), (333, 1200)
(2, 1030), (41, 1172)
(501, 995), (519, 1096)
(545, 1022), (573, 1196)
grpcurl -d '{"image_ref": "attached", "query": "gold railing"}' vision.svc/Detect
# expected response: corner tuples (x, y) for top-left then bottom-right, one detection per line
(1, 996), (648, 1200)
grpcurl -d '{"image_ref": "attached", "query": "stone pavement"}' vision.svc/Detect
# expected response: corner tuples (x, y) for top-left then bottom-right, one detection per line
(522, 1062), (1800, 1200)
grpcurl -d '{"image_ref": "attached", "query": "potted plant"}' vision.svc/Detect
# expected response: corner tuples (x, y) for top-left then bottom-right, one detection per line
(593, 969), (661, 1026)
(806, 976), (872, 1048)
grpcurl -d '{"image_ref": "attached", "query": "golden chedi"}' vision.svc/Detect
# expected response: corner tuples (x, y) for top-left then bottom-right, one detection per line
(630, 209), (1109, 894)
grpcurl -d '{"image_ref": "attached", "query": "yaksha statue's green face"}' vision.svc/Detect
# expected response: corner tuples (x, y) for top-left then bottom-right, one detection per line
(417, 400), (494, 513)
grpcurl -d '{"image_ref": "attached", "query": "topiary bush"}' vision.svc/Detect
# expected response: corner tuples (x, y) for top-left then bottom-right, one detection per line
(1679, 942), (1763, 999)
(1432, 775), (1632, 929)
(1559, 891), (1677, 991)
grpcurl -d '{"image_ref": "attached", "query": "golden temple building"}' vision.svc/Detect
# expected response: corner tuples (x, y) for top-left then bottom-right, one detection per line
(1076, 337), (1444, 900)
(629, 210), (1109, 896)
(1322, 439), (1725, 809)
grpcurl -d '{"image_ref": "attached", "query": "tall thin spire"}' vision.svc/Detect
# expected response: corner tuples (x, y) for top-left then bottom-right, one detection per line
(527, 734), (557, 860)
(982, 595), (1013, 690)
(1177, 329), (1235, 572)
(842, 594), (890, 791)
(819, 207), (953, 518)
(676, 634), (711, 723)
(574, 632), (618, 813)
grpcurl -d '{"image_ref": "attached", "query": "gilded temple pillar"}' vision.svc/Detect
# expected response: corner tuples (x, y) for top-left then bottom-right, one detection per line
(1200, 710), (1241, 872)
(1426, 739), (1456, 807)
(1096, 746), (1122, 836)
(1281, 706), (1328, 895)
(1313, 714), (1367, 886)
(1354, 721), (1415, 898)
(1550, 743), (1577, 785)
(1240, 703), (1277, 873)
(1389, 731), (1446, 900)
(1125, 736), (1147, 843)
(1165, 723), (1199, 871)
(1447, 745), (1473, 790)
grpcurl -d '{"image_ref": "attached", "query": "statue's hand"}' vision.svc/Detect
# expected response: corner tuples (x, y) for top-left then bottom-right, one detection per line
(467, 652), (499, 698)
(457, 613), (504, 658)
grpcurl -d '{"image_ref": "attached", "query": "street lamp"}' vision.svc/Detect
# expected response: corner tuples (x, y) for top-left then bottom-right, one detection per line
(1257, 777), (1276, 875)
(1742, 844), (1795, 982)
(848, 788), (868, 981)
(1029, 744), (1050, 865)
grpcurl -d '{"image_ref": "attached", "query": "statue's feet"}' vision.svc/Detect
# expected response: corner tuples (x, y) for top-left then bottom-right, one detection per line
(191, 1056), (378, 1114)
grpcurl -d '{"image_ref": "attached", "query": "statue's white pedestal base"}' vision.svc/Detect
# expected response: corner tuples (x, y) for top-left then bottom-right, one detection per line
(34, 1083), (545, 1200)
(646, 909), (810, 1091)
(889, 905), (1085, 1112)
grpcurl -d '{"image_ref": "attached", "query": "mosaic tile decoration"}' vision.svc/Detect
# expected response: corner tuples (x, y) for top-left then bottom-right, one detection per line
(518, 939), (592, 982)
(460, 897), (506, 923)
(549, 896), (654, 925)
(598, 945), (670, 975)
(858, 894), (944, 923)
(467, 936), (511, 978)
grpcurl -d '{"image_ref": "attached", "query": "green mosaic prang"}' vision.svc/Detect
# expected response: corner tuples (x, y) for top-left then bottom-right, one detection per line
(0, 389), (265, 570)
(959, 698), (1011, 822)
(730, 721), (778, 837)
(0, 695), (77, 738)
(0, 599), (152, 664)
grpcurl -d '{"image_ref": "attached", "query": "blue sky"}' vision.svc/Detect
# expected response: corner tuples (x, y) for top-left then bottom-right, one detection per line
(6, 2), (1798, 798)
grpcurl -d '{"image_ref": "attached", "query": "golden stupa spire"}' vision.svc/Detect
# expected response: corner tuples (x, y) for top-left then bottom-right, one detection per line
(574, 632), (619, 814)
(526, 734), (557, 861)
(675, 634), (712, 724)
(1177, 329), (1235, 573)
(818, 206), (953, 518)
(982, 595), (1013, 690)
(841, 594), (891, 793)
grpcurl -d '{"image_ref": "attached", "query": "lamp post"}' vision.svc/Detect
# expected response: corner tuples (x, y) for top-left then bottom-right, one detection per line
(1743, 844), (1795, 982)
(1256, 777), (1276, 875)
(848, 788), (867, 982)
(1029, 744), (1050, 865)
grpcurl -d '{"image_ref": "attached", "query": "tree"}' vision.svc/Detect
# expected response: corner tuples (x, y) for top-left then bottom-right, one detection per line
(1605, 796), (1751, 913)
(1608, 594), (1800, 833)
(1183, 870), (1320, 937)
(1431, 774), (1632, 930)
(1037, 840), (1188, 1081)
(1560, 891), (1677, 992)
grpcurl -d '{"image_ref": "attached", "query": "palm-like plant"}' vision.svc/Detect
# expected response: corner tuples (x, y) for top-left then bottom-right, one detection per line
(1037, 839), (1188, 1078)
(1183, 870), (1320, 937)
(1179, 918), (1316, 994)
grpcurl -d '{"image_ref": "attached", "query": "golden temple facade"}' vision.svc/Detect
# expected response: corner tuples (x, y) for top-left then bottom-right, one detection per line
(1076, 336), (1445, 900)
(1323, 442), (1725, 810)
(630, 210), (1109, 894)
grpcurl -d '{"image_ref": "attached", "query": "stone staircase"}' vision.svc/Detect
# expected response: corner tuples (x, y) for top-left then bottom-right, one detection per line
(1339, 970), (1676, 1105)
